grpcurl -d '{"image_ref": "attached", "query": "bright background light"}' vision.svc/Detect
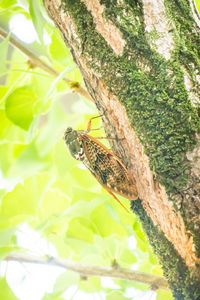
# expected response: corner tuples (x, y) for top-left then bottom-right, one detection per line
(9, 14), (50, 44)
(9, 14), (38, 44)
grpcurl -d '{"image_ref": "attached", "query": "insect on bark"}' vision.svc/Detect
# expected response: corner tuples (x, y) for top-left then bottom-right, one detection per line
(64, 117), (138, 212)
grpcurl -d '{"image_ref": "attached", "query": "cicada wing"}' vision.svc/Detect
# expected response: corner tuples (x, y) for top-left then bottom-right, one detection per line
(80, 134), (138, 200)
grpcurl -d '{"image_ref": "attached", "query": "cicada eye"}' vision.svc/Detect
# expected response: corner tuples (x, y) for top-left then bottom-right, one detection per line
(63, 127), (72, 142)
(66, 127), (72, 134)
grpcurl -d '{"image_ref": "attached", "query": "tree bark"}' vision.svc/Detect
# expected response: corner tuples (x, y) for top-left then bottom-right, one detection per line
(43, 0), (200, 299)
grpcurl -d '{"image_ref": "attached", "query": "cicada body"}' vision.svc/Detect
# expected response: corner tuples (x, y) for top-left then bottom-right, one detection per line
(64, 125), (138, 211)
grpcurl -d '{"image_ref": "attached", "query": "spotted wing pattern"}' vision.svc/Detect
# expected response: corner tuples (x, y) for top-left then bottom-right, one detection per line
(79, 133), (138, 200)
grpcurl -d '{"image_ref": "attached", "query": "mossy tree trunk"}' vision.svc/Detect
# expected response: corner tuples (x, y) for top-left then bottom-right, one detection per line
(43, 0), (200, 299)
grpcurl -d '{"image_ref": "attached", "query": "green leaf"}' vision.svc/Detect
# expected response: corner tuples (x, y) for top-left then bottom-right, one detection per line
(52, 270), (80, 296)
(63, 237), (92, 255)
(0, 34), (9, 77)
(0, 246), (19, 260)
(129, 281), (148, 292)
(29, 0), (46, 43)
(0, 174), (52, 228)
(53, 139), (76, 178)
(35, 100), (67, 156)
(91, 204), (127, 237)
(152, 265), (163, 276)
(0, 277), (19, 300)
(120, 248), (137, 266)
(30, 69), (54, 106)
(49, 31), (71, 65)
(44, 234), (73, 259)
(42, 296), (65, 300)
(80, 253), (106, 267)
(94, 236), (122, 265)
(0, 142), (27, 176)
(133, 221), (148, 252)
(138, 259), (153, 274)
(79, 277), (101, 293)
(106, 290), (129, 300)
(5, 49), (28, 88)
(0, 86), (7, 104)
(0, 228), (17, 246)
(195, 0), (200, 13)
(67, 217), (95, 243)
(38, 188), (70, 222)
(8, 141), (51, 179)
(0, 110), (14, 140)
(0, 0), (17, 8)
(0, 228), (18, 258)
(156, 290), (173, 300)
(64, 197), (104, 221)
(0, 110), (27, 143)
(5, 86), (39, 130)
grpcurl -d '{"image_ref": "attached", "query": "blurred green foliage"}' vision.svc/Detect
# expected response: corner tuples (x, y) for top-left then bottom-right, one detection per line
(0, 0), (175, 299)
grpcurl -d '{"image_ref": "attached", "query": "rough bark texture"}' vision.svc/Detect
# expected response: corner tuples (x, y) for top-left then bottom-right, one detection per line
(43, 0), (200, 299)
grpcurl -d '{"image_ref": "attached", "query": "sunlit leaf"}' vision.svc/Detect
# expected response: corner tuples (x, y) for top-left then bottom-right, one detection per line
(5, 86), (39, 130)
(0, 246), (19, 259)
(7, 142), (51, 179)
(79, 277), (101, 293)
(0, 173), (52, 227)
(91, 204), (128, 237)
(0, 0), (17, 8)
(0, 110), (27, 143)
(29, 0), (46, 43)
(5, 50), (28, 87)
(0, 142), (27, 176)
(80, 253), (106, 267)
(0, 278), (19, 300)
(106, 290), (129, 300)
(52, 270), (80, 296)
(35, 100), (67, 156)
(38, 188), (70, 222)
(120, 248), (137, 266)
(49, 31), (71, 65)
(0, 227), (16, 243)
(156, 289), (174, 300)
(67, 217), (95, 243)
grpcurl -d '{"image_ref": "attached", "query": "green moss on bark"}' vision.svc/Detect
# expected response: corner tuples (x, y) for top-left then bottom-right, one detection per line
(164, 0), (200, 86)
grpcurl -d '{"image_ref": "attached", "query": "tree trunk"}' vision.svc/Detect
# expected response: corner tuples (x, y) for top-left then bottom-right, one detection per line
(43, 0), (200, 299)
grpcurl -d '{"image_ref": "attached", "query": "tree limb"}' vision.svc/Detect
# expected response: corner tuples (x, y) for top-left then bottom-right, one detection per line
(5, 252), (169, 291)
(0, 26), (94, 103)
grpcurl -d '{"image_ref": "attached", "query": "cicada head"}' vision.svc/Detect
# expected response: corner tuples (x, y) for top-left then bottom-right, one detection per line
(64, 127), (78, 144)
(64, 127), (82, 159)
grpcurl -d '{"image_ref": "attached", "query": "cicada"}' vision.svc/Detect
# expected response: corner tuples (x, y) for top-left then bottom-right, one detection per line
(64, 117), (138, 212)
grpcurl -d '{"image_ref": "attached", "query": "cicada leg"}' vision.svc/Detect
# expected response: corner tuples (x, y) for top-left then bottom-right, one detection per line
(86, 116), (124, 140)
(86, 115), (103, 132)
(106, 189), (130, 214)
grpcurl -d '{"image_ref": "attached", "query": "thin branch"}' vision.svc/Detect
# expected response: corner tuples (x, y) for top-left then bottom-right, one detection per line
(0, 27), (94, 103)
(5, 252), (169, 291)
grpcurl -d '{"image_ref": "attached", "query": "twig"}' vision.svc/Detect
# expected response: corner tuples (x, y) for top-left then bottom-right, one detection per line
(5, 252), (169, 291)
(0, 27), (94, 103)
